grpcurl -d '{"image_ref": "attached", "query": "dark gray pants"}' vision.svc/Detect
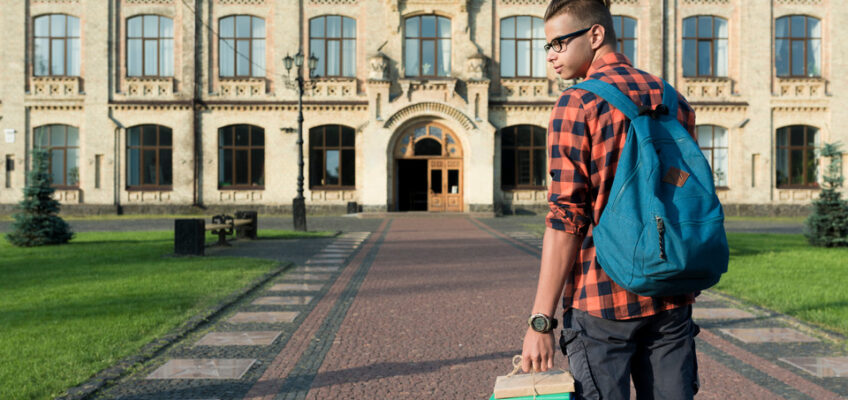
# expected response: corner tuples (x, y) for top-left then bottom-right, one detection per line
(560, 305), (700, 400)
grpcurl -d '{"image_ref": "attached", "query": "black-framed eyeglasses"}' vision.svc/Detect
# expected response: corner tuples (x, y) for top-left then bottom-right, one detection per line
(543, 27), (592, 53)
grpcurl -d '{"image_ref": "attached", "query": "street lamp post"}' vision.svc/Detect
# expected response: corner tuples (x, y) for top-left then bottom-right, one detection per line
(283, 52), (318, 231)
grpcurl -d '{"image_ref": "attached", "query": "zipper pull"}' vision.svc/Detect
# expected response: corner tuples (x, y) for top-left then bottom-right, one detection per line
(655, 216), (667, 260)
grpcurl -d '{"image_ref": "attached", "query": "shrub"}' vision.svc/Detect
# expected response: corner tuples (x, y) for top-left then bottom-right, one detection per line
(5, 149), (74, 246)
(804, 142), (848, 247)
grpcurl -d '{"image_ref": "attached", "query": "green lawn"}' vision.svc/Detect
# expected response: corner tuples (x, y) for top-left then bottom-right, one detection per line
(714, 233), (848, 338)
(0, 230), (328, 400)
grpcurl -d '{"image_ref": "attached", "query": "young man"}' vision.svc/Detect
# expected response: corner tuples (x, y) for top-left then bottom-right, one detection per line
(521, 0), (700, 399)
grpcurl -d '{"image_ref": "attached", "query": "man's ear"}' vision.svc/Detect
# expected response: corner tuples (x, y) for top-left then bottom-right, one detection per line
(589, 24), (607, 50)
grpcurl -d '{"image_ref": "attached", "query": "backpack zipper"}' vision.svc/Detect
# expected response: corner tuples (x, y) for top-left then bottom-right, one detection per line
(655, 216), (667, 260)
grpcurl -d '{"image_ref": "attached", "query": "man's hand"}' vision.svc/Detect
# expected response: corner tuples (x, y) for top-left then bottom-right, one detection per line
(521, 326), (555, 372)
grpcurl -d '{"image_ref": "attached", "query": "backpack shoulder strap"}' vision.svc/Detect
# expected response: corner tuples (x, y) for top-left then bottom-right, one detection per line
(571, 79), (639, 120)
(661, 79), (679, 117)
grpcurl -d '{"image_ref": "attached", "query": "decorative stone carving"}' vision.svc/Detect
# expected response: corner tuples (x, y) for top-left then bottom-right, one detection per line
(54, 189), (81, 204)
(310, 190), (357, 201)
(218, 78), (266, 97)
(398, 78), (458, 102)
(126, 191), (172, 203)
(309, 78), (357, 98)
(383, 101), (476, 131)
(124, 77), (174, 98)
(499, 78), (549, 100)
(309, 0), (356, 3)
(216, 0), (264, 4)
(219, 191), (263, 202)
(776, 78), (827, 98)
(125, 0), (173, 4)
(368, 53), (389, 81)
(681, 77), (734, 100)
(682, 0), (728, 4)
(30, 77), (81, 98)
(466, 54), (487, 81)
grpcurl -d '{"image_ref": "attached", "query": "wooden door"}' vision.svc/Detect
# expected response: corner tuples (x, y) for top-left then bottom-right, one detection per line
(427, 159), (445, 212)
(444, 159), (462, 212)
(427, 159), (462, 212)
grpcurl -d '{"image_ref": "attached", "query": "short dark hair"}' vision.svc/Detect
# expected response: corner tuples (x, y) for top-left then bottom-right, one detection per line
(544, 0), (616, 47)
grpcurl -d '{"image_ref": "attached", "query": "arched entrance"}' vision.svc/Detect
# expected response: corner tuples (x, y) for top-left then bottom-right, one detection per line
(394, 122), (463, 212)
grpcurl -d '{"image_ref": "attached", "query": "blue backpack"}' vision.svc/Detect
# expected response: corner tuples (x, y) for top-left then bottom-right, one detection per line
(571, 79), (728, 297)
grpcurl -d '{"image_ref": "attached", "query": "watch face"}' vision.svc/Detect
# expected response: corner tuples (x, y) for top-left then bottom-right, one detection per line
(531, 316), (548, 332)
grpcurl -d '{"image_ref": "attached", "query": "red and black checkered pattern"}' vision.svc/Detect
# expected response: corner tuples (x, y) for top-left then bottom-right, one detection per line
(546, 52), (696, 320)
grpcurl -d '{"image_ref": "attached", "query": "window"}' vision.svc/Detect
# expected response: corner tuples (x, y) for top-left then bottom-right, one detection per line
(612, 15), (637, 67)
(310, 125), (355, 188)
(127, 125), (172, 188)
(219, 15), (265, 77)
(33, 14), (80, 76)
(682, 16), (728, 77)
(127, 15), (174, 77)
(697, 125), (728, 188)
(310, 16), (356, 78)
(218, 125), (264, 188)
(501, 125), (546, 188)
(404, 15), (451, 77)
(33, 125), (79, 187)
(775, 15), (821, 77)
(500, 16), (545, 78)
(776, 125), (819, 188)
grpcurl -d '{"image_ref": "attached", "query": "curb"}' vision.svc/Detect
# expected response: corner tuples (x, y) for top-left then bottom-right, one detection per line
(703, 289), (848, 346)
(56, 261), (295, 400)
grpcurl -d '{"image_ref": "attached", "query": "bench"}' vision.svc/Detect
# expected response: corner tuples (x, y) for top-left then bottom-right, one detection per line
(174, 211), (258, 256)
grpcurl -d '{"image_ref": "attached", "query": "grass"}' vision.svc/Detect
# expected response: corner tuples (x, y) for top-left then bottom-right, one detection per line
(0, 229), (328, 400)
(715, 233), (848, 339)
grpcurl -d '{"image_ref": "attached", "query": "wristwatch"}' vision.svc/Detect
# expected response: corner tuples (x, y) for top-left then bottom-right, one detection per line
(528, 313), (558, 333)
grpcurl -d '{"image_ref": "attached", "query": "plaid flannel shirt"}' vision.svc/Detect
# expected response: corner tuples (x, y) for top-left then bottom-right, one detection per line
(547, 52), (696, 320)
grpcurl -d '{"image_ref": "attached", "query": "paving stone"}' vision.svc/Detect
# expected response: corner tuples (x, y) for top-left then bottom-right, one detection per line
(146, 359), (257, 379)
(252, 296), (314, 305)
(194, 331), (282, 346)
(719, 328), (819, 343)
(693, 307), (756, 320)
(282, 273), (333, 281)
(270, 283), (325, 291)
(780, 357), (848, 378)
(295, 266), (340, 273)
(227, 311), (299, 324)
(305, 259), (343, 265)
(319, 249), (350, 253)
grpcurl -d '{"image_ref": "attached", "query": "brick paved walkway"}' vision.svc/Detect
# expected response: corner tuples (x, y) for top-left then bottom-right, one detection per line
(90, 215), (845, 399)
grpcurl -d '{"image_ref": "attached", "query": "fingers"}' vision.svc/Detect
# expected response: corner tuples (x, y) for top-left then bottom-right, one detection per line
(522, 330), (555, 373)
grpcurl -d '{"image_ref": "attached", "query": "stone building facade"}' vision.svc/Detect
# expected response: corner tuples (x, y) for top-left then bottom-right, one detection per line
(0, 0), (845, 215)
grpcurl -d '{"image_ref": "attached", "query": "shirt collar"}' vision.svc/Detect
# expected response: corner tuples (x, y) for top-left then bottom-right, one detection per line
(585, 52), (633, 77)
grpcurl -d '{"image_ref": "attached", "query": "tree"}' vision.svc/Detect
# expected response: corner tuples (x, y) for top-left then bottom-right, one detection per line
(804, 142), (848, 247)
(6, 149), (74, 246)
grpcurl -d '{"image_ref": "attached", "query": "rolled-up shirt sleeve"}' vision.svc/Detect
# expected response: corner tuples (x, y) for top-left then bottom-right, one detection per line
(546, 91), (592, 236)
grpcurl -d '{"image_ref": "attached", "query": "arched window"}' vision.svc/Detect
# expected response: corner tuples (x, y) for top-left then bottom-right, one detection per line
(127, 15), (174, 77)
(612, 15), (637, 67)
(682, 16), (728, 77)
(309, 125), (355, 188)
(501, 125), (546, 188)
(219, 15), (265, 77)
(500, 16), (545, 78)
(309, 16), (356, 77)
(775, 15), (821, 77)
(404, 15), (451, 77)
(33, 14), (80, 76)
(33, 124), (79, 187)
(127, 125), (172, 188)
(776, 125), (819, 188)
(218, 125), (264, 188)
(696, 125), (728, 188)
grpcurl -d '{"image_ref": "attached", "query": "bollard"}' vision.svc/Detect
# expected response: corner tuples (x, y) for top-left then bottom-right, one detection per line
(175, 219), (205, 255)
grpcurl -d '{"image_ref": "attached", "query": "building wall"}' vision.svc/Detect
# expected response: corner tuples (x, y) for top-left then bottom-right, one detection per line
(0, 0), (845, 215)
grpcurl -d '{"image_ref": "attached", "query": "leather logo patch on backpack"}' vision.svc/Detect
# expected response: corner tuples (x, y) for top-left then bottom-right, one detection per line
(662, 167), (690, 187)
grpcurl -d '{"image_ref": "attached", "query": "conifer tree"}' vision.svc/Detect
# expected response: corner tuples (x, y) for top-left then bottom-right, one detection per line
(804, 142), (848, 247)
(6, 149), (74, 246)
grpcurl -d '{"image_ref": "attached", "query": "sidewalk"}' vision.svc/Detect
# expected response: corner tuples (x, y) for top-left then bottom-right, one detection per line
(88, 215), (844, 399)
